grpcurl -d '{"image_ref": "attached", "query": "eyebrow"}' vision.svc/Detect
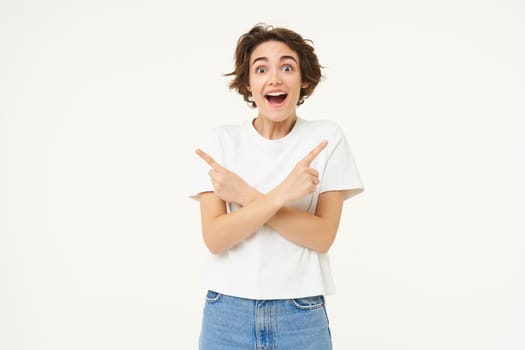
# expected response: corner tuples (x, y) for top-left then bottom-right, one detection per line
(251, 55), (298, 65)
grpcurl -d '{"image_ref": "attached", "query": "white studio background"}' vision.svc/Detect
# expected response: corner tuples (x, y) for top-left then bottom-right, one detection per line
(1, 1), (524, 349)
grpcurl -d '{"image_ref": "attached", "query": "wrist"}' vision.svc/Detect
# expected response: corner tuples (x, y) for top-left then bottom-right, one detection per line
(267, 186), (288, 208)
(239, 187), (263, 206)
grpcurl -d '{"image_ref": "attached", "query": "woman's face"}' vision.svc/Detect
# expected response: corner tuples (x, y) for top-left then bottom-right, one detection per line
(247, 40), (308, 123)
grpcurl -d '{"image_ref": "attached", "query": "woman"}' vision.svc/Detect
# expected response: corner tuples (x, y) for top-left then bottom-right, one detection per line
(191, 24), (364, 349)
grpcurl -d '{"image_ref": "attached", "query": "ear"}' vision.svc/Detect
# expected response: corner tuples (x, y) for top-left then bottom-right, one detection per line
(246, 84), (251, 92)
(301, 81), (310, 89)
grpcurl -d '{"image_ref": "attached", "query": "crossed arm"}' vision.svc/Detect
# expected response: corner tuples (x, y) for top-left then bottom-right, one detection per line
(196, 140), (345, 254)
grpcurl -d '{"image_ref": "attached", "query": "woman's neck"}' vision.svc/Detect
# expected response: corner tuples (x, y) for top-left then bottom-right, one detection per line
(253, 115), (297, 140)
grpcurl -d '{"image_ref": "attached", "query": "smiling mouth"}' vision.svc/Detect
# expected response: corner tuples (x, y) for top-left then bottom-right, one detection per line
(265, 92), (288, 105)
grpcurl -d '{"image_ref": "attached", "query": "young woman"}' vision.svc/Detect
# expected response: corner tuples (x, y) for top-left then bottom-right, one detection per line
(191, 23), (364, 349)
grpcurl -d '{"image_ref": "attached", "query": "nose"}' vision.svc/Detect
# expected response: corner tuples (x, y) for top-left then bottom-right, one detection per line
(268, 70), (282, 85)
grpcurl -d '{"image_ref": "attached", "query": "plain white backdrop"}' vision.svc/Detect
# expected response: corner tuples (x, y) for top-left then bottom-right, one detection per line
(1, 0), (524, 349)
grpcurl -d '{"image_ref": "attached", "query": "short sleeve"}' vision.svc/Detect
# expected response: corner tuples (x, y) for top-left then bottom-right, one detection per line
(319, 125), (364, 200)
(189, 128), (224, 201)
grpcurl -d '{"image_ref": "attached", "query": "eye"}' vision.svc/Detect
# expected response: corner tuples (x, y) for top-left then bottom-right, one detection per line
(282, 64), (293, 72)
(255, 66), (267, 74)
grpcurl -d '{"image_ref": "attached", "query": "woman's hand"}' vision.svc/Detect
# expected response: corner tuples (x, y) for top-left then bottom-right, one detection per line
(196, 139), (328, 207)
(273, 140), (328, 206)
(195, 149), (258, 206)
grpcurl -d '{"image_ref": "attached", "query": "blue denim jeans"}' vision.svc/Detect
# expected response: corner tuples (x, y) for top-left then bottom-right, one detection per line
(199, 290), (333, 350)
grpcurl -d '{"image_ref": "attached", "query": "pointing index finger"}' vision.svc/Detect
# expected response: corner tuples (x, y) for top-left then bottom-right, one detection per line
(195, 149), (224, 170)
(300, 140), (328, 166)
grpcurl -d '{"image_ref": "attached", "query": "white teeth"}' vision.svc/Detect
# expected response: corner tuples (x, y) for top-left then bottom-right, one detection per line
(266, 92), (286, 96)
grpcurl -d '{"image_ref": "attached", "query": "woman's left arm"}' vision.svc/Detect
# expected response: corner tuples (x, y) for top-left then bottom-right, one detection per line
(266, 191), (344, 253)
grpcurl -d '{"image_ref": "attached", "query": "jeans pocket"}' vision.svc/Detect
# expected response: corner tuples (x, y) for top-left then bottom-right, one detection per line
(291, 295), (325, 310)
(205, 290), (221, 303)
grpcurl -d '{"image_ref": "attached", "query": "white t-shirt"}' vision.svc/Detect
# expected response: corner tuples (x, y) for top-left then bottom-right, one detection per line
(190, 117), (364, 299)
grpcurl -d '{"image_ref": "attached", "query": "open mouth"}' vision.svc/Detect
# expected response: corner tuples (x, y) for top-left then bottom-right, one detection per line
(265, 91), (288, 105)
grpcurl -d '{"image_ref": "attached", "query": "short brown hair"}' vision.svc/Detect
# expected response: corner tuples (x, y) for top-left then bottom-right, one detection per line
(226, 24), (323, 108)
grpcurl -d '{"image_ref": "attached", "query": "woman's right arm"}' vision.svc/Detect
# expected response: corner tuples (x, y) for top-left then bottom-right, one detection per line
(199, 190), (283, 254)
